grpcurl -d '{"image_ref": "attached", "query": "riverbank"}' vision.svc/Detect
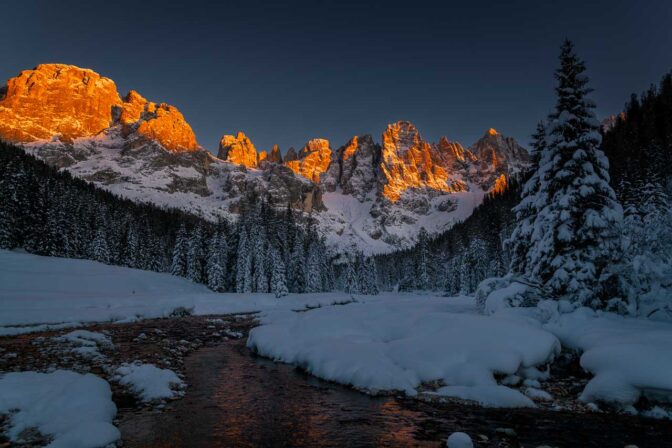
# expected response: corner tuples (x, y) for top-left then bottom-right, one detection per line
(2, 315), (672, 447)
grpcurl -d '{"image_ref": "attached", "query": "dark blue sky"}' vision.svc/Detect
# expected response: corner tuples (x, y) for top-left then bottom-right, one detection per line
(1, 0), (671, 153)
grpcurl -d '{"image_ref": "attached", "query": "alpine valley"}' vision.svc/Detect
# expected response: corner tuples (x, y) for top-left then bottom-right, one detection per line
(0, 64), (529, 254)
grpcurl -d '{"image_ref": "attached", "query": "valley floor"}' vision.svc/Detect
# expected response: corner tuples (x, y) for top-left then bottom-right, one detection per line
(1, 250), (672, 447)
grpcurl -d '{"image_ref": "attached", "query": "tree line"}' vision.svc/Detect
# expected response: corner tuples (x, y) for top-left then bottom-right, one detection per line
(0, 142), (335, 297)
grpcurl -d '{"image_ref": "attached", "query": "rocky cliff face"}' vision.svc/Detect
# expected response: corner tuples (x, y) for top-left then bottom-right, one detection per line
(470, 128), (528, 180)
(379, 121), (469, 202)
(0, 64), (198, 152)
(0, 64), (529, 254)
(120, 90), (198, 152)
(313, 121), (529, 252)
(323, 135), (380, 201)
(217, 132), (258, 168)
(0, 64), (119, 143)
(285, 138), (332, 183)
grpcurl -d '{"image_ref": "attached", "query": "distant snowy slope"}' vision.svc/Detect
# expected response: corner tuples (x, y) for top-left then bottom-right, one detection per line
(0, 250), (210, 301)
(0, 250), (210, 327)
(0, 251), (353, 331)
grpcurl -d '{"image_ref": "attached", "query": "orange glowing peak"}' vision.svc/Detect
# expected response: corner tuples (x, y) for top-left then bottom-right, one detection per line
(488, 128), (499, 136)
(284, 138), (332, 183)
(217, 131), (259, 168)
(380, 121), (468, 202)
(0, 64), (199, 152)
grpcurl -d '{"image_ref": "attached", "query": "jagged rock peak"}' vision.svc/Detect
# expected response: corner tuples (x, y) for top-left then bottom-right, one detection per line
(323, 134), (379, 200)
(217, 131), (258, 168)
(380, 121), (464, 202)
(285, 138), (332, 183)
(0, 63), (199, 152)
(382, 121), (423, 154)
(121, 91), (198, 152)
(268, 144), (283, 163)
(0, 64), (120, 143)
(437, 136), (477, 165)
(284, 147), (298, 162)
(471, 128), (529, 175)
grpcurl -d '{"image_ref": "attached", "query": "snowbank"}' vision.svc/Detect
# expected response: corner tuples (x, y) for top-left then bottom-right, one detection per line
(113, 363), (185, 401)
(0, 370), (119, 448)
(248, 298), (559, 406)
(545, 308), (672, 406)
(0, 250), (355, 332)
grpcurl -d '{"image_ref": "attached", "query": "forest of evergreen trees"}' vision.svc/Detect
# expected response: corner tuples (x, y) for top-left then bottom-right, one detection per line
(377, 50), (671, 315)
(0, 142), (335, 297)
(374, 178), (525, 294)
(1, 59), (670, 307)
(603, 73), (672, 203)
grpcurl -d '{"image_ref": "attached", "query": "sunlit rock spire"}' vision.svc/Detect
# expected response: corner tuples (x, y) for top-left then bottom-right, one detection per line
(217, 131), (259, 168)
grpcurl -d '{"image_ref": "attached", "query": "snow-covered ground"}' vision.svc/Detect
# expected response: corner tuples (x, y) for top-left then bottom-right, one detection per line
(0, 250), (352, 334)
(248, 297), (558, 407)
(0, 370), (119, 448)
(2, 249), (672, 447)
(113, 363), (185, 402)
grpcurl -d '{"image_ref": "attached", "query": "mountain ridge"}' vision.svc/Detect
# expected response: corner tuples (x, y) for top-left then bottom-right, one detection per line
(0, 63), (530, 254)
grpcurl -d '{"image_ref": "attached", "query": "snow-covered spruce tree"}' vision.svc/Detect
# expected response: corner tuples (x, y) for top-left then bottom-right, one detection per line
(508, 122), (548, 277)
(235, 226), (253, 293)
(305, 242), (323, 293)
(511, 40), (623, 306)
(288, 232), (306, 293)
(270, 248), (289, 298)
(363, 257), (379, 295)
(415, 227), (432, 290)
(124, 226), (140, 269)
(186, 225), (205, 283)
(529, 121), (547, 167)
(170, 224), (188, 277)
(252, 228), (269, 293)
(344, 259), (359, 294)
(206, 232), (226, 291)
(89, 228), (111, 264)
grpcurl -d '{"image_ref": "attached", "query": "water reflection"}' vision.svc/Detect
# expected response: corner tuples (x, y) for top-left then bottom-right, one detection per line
(119, 342), (672, 448)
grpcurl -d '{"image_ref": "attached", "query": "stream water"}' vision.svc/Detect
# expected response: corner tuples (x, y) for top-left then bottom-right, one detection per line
(119, 340), (672, 447)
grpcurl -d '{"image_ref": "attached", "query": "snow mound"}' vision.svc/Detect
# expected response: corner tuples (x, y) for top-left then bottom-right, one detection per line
(446, 432), (474, 448)
(0, 370), (119, 448)
(114, 363), (185, 402)
(54, 330), (113, 360)
(524, 387), (553, 401)
(247, 299), (559, 405)
(545, 308), (672, 406)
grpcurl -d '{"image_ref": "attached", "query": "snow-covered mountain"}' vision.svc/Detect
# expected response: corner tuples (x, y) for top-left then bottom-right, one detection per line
(0, 64), (529, 254)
